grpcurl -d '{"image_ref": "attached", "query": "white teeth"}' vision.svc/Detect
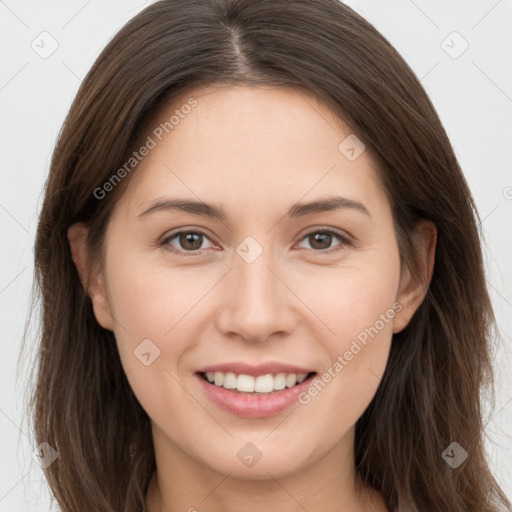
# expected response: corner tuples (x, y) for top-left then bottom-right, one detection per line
(273, 373), (286, 391)
(285, 373), (297, 388)
(297, 373), (308, 383)
(237, 374), (255, 392)
(203, 371), (311, 393)
(255, 374), (274, 393)
(223, 372), (237, 389)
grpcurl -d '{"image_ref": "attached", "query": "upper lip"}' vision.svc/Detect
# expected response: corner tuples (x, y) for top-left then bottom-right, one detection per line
(196, 362), (315, 377)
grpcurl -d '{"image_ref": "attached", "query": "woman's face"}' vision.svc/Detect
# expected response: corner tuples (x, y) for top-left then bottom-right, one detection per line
(83, 84), (428, 481)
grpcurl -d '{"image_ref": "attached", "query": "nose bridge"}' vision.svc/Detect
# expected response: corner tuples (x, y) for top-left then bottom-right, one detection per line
(236, 250), (277, 306)
(216, 239), (295, 341)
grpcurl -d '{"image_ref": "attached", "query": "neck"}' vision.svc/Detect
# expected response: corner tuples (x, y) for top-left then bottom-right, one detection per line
(145, 425), (389, 512)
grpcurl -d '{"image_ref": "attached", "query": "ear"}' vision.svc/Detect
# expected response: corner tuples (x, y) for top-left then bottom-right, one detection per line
(393, 219), (437, 334)
(67, 222), (114, 331)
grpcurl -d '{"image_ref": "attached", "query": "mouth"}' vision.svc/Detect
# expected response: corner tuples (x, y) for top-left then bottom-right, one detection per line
(195, 370), (318, 418)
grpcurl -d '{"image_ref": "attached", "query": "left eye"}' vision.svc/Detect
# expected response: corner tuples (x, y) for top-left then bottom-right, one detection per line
(296, 230), (350, 252)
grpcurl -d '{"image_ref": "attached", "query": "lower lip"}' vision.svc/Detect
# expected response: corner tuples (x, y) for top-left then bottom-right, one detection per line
(195, 373), (317, 418)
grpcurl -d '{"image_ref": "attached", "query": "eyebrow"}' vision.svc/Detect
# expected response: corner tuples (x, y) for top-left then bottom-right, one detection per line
(137, 195), (371, 221)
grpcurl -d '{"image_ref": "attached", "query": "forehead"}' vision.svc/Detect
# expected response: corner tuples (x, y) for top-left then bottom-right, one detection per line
(119, 84), (386, 219)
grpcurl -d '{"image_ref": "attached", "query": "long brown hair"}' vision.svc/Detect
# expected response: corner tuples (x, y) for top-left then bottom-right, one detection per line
(22, 0), (510, 510)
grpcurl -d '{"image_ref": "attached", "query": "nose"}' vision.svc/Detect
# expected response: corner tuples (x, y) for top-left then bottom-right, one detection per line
(215, 249), (298, 343)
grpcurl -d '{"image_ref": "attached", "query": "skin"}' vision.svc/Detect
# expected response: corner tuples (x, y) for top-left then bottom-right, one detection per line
(68, 84), (436, 512)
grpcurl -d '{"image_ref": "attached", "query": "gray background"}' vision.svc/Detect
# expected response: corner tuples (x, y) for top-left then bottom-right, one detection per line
(1, 0), (511, 509)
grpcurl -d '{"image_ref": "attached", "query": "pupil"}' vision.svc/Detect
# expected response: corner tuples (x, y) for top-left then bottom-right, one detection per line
(181, 232), (202, 250)
(311, 232), (331, 250)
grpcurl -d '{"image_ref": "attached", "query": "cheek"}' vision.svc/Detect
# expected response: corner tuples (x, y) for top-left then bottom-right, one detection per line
(298, 242), (401, 348)
(105, 240), (215, 331)
(326, 265), (399, 351)
(295, 246), (401, 427)
(103, 249), (208, 424)
(102, 246), (201, 377)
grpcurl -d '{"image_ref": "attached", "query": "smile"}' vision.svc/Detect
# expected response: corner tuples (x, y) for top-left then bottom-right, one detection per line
(195, 370), (318, 418)
(200, 371), (314, 393)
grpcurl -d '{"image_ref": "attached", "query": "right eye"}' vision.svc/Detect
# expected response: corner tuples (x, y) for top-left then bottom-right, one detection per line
(161, 229), (216, 255)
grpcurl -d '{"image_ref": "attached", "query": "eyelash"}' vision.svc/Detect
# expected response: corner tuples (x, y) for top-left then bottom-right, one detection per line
(160, 228), (353, 256)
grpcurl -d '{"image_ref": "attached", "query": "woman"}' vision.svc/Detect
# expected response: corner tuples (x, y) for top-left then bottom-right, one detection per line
(27, 0), (511, 510)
